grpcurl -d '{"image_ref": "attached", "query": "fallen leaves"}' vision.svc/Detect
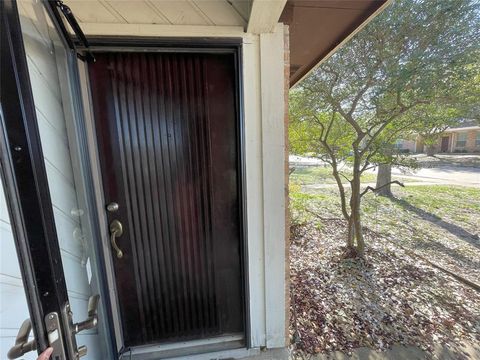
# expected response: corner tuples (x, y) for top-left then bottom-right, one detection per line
(289, 222), (480, 359)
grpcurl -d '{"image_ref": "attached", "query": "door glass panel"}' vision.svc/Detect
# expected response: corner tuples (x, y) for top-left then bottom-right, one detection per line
(0, 183), (36, 360)
(17, 1), (112, 358)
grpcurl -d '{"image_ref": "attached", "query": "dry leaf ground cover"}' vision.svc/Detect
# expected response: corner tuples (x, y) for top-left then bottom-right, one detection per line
(289, 168), (480, 358)
(290, 167), (480, 284)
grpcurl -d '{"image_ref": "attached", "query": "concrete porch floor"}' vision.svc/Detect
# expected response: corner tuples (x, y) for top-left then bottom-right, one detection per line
(165, 347), (289, 360)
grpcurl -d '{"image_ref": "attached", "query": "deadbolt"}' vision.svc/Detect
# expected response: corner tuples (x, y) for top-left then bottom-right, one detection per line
(106, 202), (119, 212)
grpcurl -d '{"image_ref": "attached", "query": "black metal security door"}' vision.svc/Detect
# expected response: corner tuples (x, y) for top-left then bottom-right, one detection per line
(1, 1), (115, 359)
(88, 52), (244, 347)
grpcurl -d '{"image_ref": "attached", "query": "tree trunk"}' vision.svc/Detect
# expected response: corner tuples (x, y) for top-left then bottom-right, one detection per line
(375, 164), (392, 197)
(348, 161), (365, 256)
(347, 156), (365, 256)
(426, 145), (435, 156)
(347, 217), (355, 248)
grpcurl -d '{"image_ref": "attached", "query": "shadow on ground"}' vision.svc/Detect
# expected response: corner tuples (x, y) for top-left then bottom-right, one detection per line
(311, 342), (480, 359)
(390, 197), (480, 250)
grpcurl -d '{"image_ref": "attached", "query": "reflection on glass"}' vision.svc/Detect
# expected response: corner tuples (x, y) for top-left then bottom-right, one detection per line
(18, 0), (112, 358)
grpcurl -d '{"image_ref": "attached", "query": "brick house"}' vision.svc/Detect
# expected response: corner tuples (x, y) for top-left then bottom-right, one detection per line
(415, 124), (480, 154)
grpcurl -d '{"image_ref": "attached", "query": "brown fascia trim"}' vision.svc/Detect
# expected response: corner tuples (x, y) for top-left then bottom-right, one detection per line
(287, 0), (390, 87)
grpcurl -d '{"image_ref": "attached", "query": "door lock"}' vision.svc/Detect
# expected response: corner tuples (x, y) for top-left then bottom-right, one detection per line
(7, 294), (101, 359)
(45, 312), (67, 360)
(106, 202), (119, 212)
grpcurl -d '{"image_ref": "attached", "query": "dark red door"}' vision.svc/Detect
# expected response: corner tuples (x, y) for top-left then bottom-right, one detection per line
(441, 136), (449, 152)
(88, 52), (244, 347)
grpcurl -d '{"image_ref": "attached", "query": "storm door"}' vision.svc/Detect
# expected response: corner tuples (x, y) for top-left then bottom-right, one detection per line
(1, 0), (114, 359)
(88, 52), (244, 348)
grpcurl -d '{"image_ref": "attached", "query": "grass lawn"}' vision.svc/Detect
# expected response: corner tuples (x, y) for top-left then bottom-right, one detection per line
(290, 173), (480, 283)
(291, 165), (423, 186)
(289, 168), (480, 357)
(290, 166), (377, 185)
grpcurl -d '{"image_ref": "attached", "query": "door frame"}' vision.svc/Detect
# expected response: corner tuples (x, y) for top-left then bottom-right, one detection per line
(75, 39), (250, 357)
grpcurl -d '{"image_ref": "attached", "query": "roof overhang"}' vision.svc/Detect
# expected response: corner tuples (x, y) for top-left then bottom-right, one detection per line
(58, 0), (390, 88)
(280, 0), (391, 87)
(445, 126), (480, 133)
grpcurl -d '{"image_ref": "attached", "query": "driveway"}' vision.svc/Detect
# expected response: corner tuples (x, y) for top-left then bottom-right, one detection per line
(289, 155), (480, 187)
(390, 166), (480, 187)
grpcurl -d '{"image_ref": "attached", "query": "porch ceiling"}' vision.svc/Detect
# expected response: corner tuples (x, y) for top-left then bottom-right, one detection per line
(280, 0), (390, 87)
(62, 0), (390, 88)
(63, 0), (251, 27)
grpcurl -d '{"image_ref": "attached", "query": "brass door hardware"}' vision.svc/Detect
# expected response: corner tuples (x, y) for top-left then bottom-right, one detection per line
(7, 295), (100, 359)
(7, 319), (36, 359)
(109, 219), (124, 258)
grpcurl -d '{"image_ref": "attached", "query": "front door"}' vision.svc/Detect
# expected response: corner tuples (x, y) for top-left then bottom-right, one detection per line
(441, 136), (450, 152)
(88, 52), (244, 347)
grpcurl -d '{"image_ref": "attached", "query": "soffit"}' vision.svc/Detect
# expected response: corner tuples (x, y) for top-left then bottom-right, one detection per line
(63, 0), (250, 27)
(280, 0), (389, 86)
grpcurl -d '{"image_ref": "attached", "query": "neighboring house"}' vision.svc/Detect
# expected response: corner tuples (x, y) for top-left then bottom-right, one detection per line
(394, 138), (417, 153)
(0, 1), (389, 359)
(396, 123), (480, 155)
(415, 123), (480, 154)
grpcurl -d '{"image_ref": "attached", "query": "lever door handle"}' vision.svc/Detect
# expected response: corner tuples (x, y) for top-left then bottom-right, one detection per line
(74, 294), (100, 334)
(109, 219), (124, 258)
(7, 319), (36, 359)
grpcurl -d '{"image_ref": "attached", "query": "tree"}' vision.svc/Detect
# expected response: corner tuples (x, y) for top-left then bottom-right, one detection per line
(289, 0), (480, 256)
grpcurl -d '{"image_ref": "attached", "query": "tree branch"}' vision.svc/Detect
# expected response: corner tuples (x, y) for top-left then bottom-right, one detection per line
(360, 180), (405, 197)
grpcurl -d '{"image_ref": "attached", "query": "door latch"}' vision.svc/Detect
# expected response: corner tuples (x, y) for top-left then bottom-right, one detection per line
(45, 312), (67, 360)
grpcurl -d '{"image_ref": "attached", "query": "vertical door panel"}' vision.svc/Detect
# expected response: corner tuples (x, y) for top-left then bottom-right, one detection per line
(89, 52), (244, 347)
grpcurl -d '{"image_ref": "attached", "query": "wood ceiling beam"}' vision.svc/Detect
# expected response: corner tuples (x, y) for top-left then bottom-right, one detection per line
(247, 0), (287, 34)
(77, 23), (244, 37)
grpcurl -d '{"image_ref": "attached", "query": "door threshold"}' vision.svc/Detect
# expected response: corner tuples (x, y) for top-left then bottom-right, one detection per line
(120, 334), (245, 360)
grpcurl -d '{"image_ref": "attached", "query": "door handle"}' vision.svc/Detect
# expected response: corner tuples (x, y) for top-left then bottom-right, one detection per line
(109, 219), (124, 258)
(7, 319), (36, 359)
(73, 294), (99, 334)
(65, 294), (101, 359)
